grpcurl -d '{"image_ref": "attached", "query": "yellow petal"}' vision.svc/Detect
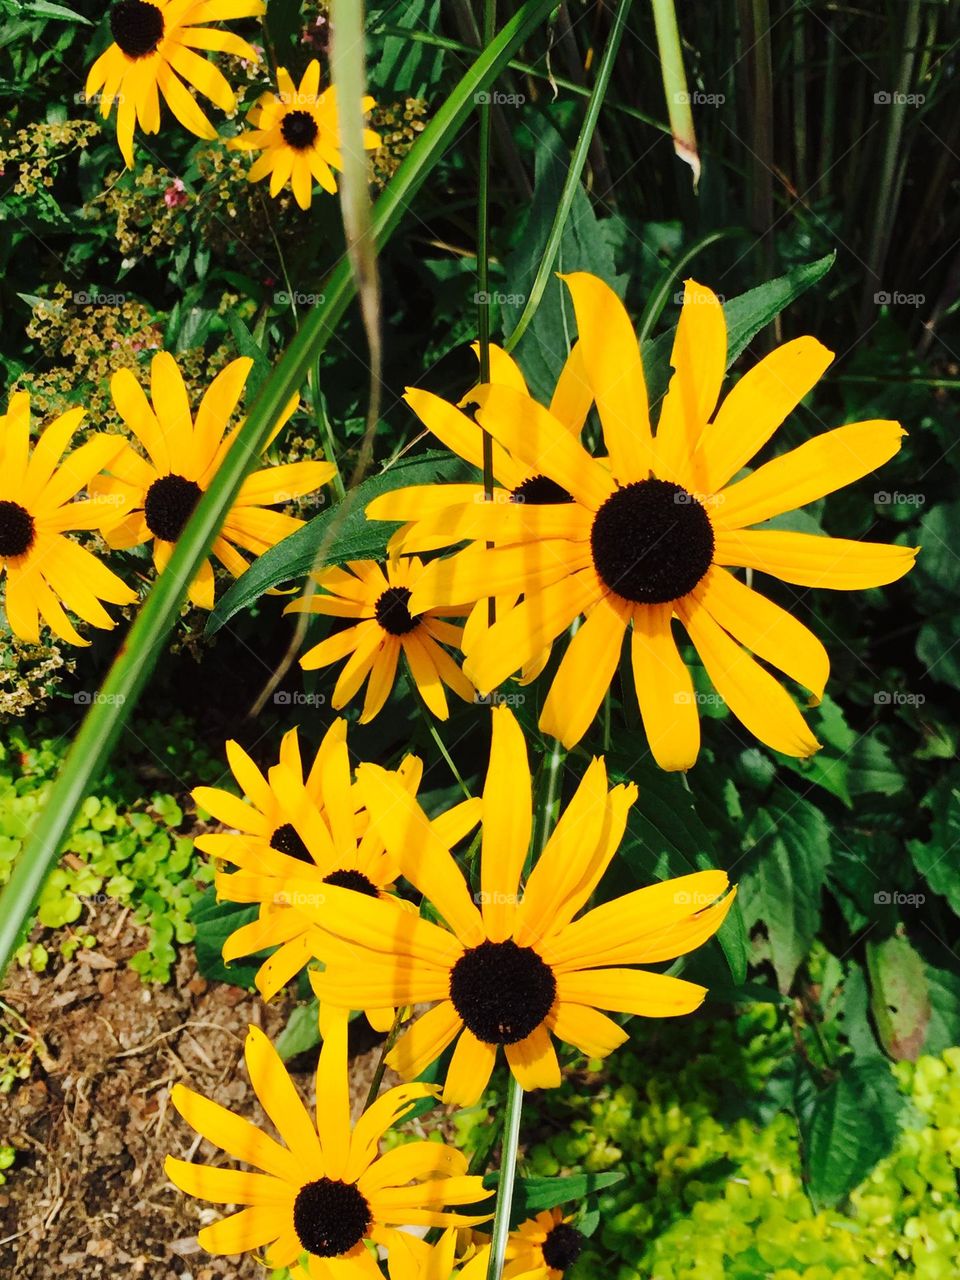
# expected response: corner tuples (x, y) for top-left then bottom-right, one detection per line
(163, 1158), (292, 1206)
(169, 1082), (300, 1181)
(196, 1205), (282, 1256)
(480, 707), (532, 941)
(546, 1002), (629, 1058)
(548, 340), (593, 435)
(693, 566), (829, 698)
(712, 420), (907, 530)
(387, 1001), (463, 1080)
(677, 595), (820, 758)
(243, 1025), (324, 1174)
(556, 967), (707, 1017)
(561, 271), (651, 480)
(442, 1030), (497, 1107)
(629, 604), (700, 771)
(540, 593), (630, 748)
(714, 527), (918, 589)
(504, 1024), (560, 1092)
(316, 1006), (350, 1178)
(655, 278), (727, 488)
(693, 336), (834, 493)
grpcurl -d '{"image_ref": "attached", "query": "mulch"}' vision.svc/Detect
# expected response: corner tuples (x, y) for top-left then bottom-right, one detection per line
(0, 900), (384, 1278)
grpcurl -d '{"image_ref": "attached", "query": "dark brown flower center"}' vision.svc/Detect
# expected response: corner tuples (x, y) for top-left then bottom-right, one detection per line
(144, 474), (203, 542)
(110, 0), (164, 57)
(323, 868), (379, 897)
(590, 478), (714, 604)
(270, 823), (312, 863)
(542, 1222), (585, 1270)
(449, 939), (556, 1045)
(374, 585), (419, 636)
(292, 1177), (371, 1257)
(511, 474), (574, 505)
(0, 500), (36, 558)
(281, 110), (319, 150)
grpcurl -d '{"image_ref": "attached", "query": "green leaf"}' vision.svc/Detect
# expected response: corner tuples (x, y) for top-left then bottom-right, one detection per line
(642, 253), (836, 408)
(483, 1172), (625, 1227)
(190, 888), (261, 989)
(371, 0), (444, 96)
(276, 999), (322, 1061)
(740, 798), (832, 993)
(796, 1059), (902, 1209)
(263, 0), (302, 63)
(207, 451), (469, 632)
(923, 961), (960, 1053)
(909, 777), (960, 915)
(867, 935), (931, 1060)
(20, 0), (91, 20)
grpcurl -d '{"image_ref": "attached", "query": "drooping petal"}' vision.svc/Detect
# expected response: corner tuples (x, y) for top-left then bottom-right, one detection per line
(630, 604), (700, 772)
(540, 593), (630, 748)
(714, 527), (918, 589)
(480, 707), (532, 941)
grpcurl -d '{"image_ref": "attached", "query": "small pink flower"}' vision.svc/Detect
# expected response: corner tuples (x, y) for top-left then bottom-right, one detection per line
(164, 179), (188, 209)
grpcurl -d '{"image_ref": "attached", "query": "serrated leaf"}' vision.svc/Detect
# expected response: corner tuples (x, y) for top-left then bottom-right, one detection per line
(909, 778), (960, 915)
(866, 935), (931, 1061)
(191, 887), (262, 988)
(642, 254), (836, 408)
(482, 1172), (624, 1226)
(796, 1059), (902, 1208)
(740, 798), (832, 993)
(207, 451), (469, 632)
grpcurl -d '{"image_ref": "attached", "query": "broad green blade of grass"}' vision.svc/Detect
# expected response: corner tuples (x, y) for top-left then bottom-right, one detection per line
(0, 0), (564, 979)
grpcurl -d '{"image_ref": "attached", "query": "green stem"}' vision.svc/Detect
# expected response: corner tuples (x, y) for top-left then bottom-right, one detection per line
(405, 671), (473, 802)
(650, 0), (699, 184)
(504, 0), (633, 353)
(477, 0), (497, 625)
(363, 1006), (405, 1110)
(637, 227), (749, 342)
(530, 738), (566, 877)
(0, 0), (563, 980)
(485, 1071), (524, 1280)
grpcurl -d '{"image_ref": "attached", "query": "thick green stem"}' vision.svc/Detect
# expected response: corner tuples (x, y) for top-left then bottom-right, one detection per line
(485, 1071), (524, 1279)
(504, 0), (633, 353)
(477, 0), (497, 625)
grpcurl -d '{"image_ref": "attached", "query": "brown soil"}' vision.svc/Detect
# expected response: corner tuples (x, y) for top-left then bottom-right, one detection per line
(0, 902), (383, 1279)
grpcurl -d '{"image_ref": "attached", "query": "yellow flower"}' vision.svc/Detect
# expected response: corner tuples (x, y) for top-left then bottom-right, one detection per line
(164, 1011), (490, 1271)
(0, 392), (136, 646)
(367, 340), (593, 683)
(230, 59), (380, 210)
(399, 274), (917, 768)
(195, 718), (480, 1006)
(279, 707), (734, 1108)
(463, 1209), (585, 1279)
(287, 557), (475, 722)
(85, 0), (265, 168)
(91, 351), (334, 608)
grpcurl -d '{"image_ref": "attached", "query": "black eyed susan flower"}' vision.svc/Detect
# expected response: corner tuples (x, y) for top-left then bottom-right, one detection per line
(85, 0), (265, 168)
(462, 1209), (586, 1279)
(287, 557), (475, 722)
(91, 352), (334, 608)
(164, 1011), (491, 1271)
(0, 391), (137, 646)
(230, 59), (380, 210)
(196, 718), (480, 1006)
(366, 341), (593, 683)
(286, 707), (734, 1108)
(403, 274), (917, 769)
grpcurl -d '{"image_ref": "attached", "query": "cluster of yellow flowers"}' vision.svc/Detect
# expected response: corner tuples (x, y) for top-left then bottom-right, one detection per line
(0, 353), (334, 642)
(82, 0), (379, 209)
(143, 267), (916, 1278)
